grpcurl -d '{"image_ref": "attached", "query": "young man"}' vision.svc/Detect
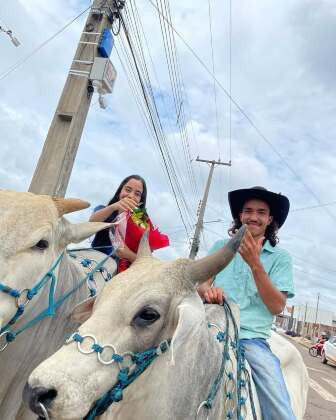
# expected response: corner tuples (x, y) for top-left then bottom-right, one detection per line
(198, 186), (295, 420)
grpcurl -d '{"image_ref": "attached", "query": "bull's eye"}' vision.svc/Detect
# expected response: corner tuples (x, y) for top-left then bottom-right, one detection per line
(133, 307), (160, 327)
(34, 239), (49, 250)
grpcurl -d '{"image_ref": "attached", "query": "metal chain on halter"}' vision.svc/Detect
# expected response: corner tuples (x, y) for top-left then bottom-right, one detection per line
(0, 249), (115, 351)
(65, 331), (171, 420)
(195, 301), (257, 420)
(67, 249), (114, 297)
(68, 301), (256, 420)
(0, 253), (63, 350)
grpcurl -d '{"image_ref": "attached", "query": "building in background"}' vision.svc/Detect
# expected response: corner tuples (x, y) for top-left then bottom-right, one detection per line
(276, 305), (336, 341)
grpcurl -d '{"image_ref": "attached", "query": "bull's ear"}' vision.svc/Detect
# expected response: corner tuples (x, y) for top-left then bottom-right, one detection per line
(70, 296), (96, 323)
(170, 293), (205, 365)
(60, 219), (112, 247)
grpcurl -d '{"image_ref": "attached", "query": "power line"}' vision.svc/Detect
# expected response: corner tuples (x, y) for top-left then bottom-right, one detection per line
(0, 6), (90, 82)
(123, 0), (199, 232)
(294, 266), (336, 285)
(228, 0), (232, 186)
(207, 0), (220, 159)
(154, 0), (198, 205)
(146, 0), (336, 226)
(125, 0), (196, 211)
(292, 254), (336, 275)
(118, 8), (194, 240)
(291, 201), (336, 213)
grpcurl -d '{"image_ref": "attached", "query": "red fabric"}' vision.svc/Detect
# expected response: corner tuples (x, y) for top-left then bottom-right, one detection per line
(117, 216), (169, 273)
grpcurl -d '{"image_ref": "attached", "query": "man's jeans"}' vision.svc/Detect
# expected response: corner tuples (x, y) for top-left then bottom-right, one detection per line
(240, 338), (296, 420)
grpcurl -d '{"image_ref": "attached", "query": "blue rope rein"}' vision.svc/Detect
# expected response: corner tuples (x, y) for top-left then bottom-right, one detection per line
(63, 332), (171, 420)
(0, 284), (20, 298)
(203, 301), (257, 420)
(0, 249), (114, 348)
(0, 253), (63, 335)
(74, 301), (256, 420)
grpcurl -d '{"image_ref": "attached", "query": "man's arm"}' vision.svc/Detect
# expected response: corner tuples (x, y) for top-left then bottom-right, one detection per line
(249, 263), (287, 315)
(239, 230), (286, 315)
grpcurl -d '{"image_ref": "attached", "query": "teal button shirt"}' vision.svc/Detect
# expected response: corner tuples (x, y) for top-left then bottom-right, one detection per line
(209, 239), (294, 340)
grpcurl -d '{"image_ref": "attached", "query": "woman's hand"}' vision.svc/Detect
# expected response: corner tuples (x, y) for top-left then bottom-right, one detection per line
(89, 198), (140, 222)
(112, 197), (139, 213)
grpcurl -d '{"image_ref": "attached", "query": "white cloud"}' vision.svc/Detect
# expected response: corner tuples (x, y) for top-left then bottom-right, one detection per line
(1, 0), (336, 314)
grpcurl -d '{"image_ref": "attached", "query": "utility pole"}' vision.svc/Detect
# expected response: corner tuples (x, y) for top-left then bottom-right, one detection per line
(29, 0), (123, 197)
(289, 305), (294, 331)
(189, 157), (231, 259)
(314, 292), (320, 339)
(314, 293), (320, 324)
(303, 302), (308, 337)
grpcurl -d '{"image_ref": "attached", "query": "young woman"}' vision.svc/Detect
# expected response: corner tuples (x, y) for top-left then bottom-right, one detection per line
(90, 175), (147, 265)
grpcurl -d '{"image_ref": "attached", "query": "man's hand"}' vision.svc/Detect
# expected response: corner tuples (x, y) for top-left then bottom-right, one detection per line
(115, 244), (136, 262)
(239, 230), (264, 270)
(198, 283), (225, 305)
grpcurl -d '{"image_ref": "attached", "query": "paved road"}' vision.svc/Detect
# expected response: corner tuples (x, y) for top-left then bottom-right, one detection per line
(282, 335), (336, 419)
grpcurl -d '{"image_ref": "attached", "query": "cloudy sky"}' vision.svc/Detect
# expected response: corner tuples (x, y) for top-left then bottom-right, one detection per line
(1, 0), (335, 316)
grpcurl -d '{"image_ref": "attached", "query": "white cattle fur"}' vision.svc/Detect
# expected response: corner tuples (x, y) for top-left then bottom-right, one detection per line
(0, 190), (116, 419)
(28, 247), (308, 420)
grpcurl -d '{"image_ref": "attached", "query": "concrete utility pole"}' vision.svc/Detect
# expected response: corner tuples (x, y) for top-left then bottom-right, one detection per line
(314, 292), (320, 325)
(29, 0), (122, 196)
(189, 157), (231, 260)
(303, 302), (308, 337)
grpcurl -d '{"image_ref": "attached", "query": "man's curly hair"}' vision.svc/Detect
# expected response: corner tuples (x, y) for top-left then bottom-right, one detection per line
(228, 218), (279, 247)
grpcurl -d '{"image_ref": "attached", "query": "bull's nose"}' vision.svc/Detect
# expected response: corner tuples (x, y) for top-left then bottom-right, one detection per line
(23, 382), (57, 417)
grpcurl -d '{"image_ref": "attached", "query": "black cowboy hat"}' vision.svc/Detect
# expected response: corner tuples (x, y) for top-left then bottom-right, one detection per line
(228, 186), (290, 228)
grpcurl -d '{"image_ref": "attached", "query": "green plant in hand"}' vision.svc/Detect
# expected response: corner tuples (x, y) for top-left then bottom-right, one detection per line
(131, 208), (149, 229)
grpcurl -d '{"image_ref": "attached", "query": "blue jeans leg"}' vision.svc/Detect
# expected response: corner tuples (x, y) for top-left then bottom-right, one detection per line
(240, 338), (296, 420)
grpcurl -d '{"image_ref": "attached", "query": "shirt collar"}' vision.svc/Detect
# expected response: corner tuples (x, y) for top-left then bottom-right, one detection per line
(262, 240), (276, 253)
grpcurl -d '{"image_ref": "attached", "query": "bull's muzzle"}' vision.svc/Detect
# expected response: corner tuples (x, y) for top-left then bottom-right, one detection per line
(23, 382), (57, 419)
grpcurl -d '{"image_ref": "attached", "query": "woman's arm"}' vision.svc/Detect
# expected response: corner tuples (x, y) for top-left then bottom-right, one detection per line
(89, 204), (117, 222)
(89, 197), (139, 222)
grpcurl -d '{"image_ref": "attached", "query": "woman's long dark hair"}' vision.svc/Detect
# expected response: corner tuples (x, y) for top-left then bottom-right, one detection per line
(92, 175), (147, 252)
(228, 218), (279, 247)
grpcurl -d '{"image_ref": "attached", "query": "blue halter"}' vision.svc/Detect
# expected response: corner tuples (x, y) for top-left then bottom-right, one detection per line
(0, 250), (113, 351)
(67, 301), (257, 420)
(0, 253), (64, 335)
(64, 331), (171, 420)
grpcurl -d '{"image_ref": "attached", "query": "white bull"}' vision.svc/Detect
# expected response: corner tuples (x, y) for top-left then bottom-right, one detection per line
(25, 231), (308, 420)
(0, 190), (116, 419)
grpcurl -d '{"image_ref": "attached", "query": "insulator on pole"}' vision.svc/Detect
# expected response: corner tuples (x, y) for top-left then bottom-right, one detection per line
(0, 26), (21, 47)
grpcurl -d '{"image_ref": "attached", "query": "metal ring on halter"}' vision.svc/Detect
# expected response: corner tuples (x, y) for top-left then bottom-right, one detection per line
(16, 288), (30, 307)
(97, 344), (118, 365)
(99, 267), (111, 282)
(81, 257), (98, 268)
(0, 331), (9, 352)
(195, 401), (209, 420)
(208, 322), (222, 333)
(226, 392), (236, 412)
(77, 334), (98, 355)
(120, 351), (135, 369)
(39, 402), (50, 420)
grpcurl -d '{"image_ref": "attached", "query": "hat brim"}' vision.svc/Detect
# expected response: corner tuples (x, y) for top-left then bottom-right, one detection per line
(228, 188), (290, 228)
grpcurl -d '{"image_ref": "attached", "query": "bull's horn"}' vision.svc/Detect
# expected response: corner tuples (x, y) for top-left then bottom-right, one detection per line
(52, 197), (90, 217)
(136, 230), (152, 258)
(187, 225), (246, 284)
